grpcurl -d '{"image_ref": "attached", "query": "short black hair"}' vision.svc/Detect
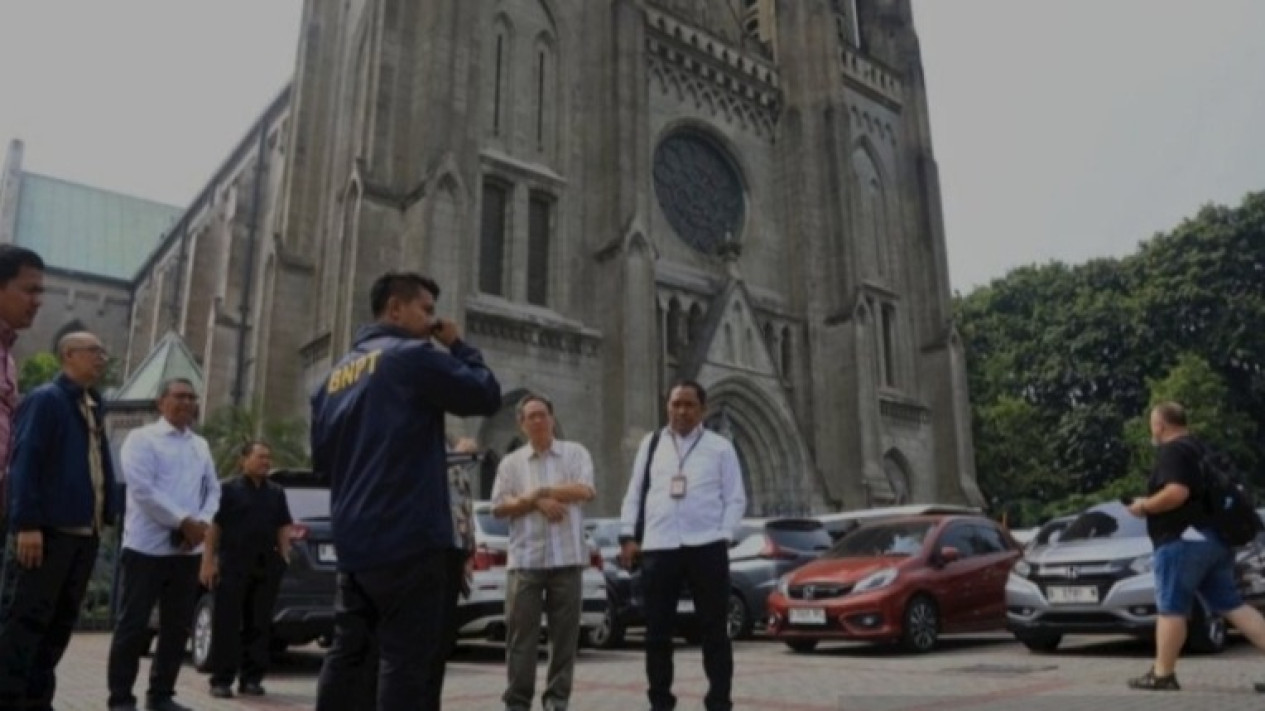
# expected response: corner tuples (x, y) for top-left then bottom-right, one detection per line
(0, 245), (44, 287)
(668, 379), (707, 407)
(158, 377), (196, 399)
(239, 440), (271, 458)
(370, 272), (441, 317)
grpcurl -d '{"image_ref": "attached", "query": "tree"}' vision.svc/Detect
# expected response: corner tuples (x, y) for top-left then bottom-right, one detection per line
(17, 352), (59, 392)
(199, 406), (310, 477)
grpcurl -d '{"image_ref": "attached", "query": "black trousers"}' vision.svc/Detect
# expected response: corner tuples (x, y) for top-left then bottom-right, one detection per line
(315, 550), (447, 711)
(209, 553), (285, 687)
(0, 531), (98, 711)
(106, 550), (200, 707)
(424, 548), (469, 710)
(641, 541), (733, 711)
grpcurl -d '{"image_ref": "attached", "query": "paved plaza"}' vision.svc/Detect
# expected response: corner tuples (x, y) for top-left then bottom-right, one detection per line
(43, 631), (1265, 710)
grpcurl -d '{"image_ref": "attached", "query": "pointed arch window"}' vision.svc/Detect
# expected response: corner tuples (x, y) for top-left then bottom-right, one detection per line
(479, 180), (508, 296)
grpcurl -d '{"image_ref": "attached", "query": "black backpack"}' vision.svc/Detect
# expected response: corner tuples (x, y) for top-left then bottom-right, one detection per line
(1188, 442), (1264, 547)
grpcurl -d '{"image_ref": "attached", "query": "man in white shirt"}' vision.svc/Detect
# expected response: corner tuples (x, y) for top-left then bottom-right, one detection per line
(106, 378), (220, 711)
(492, 394), (595, 711)
(619, 381), (746, 711)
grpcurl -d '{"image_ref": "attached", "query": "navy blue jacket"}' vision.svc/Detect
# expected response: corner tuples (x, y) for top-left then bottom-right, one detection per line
(8, 374), (120, 532)
(310, 324), (501, 572)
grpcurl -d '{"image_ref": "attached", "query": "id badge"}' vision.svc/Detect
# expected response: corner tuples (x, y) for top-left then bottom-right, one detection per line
(670, 474), (687, 499)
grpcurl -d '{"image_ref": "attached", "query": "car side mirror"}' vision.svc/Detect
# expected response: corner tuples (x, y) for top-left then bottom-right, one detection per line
(937, 546), (961, 566)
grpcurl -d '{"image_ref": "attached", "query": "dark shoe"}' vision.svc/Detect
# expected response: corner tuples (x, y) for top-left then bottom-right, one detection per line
(1127, 669), (1180, 691)
(238, 682), (266, 696)
(209, 685), (234, 699)
(144, 698), (193, 711)
(1255, 682), (1265, 693)
(107, 706), (138, 711)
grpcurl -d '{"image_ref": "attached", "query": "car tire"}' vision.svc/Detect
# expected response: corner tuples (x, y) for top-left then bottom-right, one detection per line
(191, 593), (214, 672)
(1186, 607), (1227, 654)
(1016, 632), (1062, 652)
(583, 606), (626, 649)
(726, 593), (753, 640)
(899, 595), (939, 654)
(785, 639), (818, 653)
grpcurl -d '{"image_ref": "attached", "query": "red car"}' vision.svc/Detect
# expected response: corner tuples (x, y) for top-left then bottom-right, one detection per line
(767, 514), (1020, 653)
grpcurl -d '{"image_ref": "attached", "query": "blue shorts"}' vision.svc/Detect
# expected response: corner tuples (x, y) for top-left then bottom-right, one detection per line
(1153, 536), (1243, 616)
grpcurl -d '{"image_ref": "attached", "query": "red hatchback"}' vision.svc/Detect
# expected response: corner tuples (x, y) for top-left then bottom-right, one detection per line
(767, 514), (1020, 653)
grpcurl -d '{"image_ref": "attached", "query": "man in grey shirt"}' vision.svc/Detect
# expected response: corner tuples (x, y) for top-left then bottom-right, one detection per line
(106, 378), (220, 711)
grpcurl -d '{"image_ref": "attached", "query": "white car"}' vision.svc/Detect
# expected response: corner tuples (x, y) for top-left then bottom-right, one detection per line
(454, 501), (607, 645)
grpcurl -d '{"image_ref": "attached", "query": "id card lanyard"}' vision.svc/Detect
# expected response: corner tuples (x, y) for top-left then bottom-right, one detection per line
(668, 428), (703, 499)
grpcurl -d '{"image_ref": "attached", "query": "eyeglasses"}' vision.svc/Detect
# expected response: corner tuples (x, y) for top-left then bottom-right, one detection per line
(168, 393), (200, 402)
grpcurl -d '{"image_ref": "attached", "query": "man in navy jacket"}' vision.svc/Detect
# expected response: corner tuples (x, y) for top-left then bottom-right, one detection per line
(0, 331), (118, 710)
(311, 272), (501, 710)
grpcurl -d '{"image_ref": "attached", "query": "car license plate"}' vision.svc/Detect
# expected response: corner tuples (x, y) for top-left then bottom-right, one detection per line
(677, 599), (695, 614)
(1046, 585), (1098, 604)
(789, 608), (826, 625)
(318, 544), (338, 563)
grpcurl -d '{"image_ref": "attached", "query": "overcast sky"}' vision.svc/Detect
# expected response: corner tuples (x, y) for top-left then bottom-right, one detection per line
(2, 1), (1263, 292)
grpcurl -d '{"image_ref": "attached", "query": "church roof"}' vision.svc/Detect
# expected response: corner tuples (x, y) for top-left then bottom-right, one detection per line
(112, 331), (204, 403)
(13, 172), (181, 281)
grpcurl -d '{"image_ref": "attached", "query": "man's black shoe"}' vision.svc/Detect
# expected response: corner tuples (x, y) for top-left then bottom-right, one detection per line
(144, 697), (193, 711)
(1255, 682), (1265, 693)
(238, 682), (266, 696)
(209, 685), (234, 698)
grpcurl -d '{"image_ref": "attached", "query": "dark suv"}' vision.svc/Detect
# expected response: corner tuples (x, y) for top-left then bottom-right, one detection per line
(189, 470), (337, 671)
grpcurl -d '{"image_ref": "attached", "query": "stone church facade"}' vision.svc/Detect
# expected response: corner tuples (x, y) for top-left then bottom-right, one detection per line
(119, 0), (982, 515)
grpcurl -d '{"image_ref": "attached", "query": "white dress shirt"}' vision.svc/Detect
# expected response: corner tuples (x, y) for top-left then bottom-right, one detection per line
(620, 426), (747, 552)
(119, 417), (221, 556)
(492, 439), (595, 570)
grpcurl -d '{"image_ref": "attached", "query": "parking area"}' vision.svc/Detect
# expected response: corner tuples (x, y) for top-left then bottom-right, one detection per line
(47, 630), (1265, 710)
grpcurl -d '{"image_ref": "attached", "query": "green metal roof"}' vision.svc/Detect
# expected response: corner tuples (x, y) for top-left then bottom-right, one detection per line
(112, 331), (204, 403)
(13, 173), (181, 281)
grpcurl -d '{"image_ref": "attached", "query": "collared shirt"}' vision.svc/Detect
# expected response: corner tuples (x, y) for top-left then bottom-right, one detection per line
(119, 417), (221, 556)
(0, 318), (18, 480)
(492, 439), (594, 570)
(214, 474), (293, 566)
(448, 459), (476, 552)
(619, 426), (747, 552)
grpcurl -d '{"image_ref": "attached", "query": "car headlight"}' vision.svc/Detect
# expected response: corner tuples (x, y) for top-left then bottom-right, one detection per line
(776, 574), (791, 596)
(1013, 560), (1033, 578)
(853, 568), (898, 594)
(1128, 553), (1154, 576)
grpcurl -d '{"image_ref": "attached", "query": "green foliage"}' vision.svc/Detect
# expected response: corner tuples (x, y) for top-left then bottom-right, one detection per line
(958, 192), (1265, 525)
(17, 352), (59, 392)
(199, 406), (310, 477)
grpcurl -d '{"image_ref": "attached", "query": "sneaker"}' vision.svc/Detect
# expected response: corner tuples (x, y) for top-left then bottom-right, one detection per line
(209, 685), (234, 699)
(1127, 669), (1180, 691)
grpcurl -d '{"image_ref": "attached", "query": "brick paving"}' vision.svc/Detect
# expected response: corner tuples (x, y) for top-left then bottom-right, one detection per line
(44, 631), (1265, 710)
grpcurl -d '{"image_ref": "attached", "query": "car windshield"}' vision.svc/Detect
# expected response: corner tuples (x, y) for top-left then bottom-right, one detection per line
(476, 510), (510, 537)
(824, 522), (932, 559)
(284, 488), (330, 521)
(587, 521), (623, 548)
(1058, 505), (1148, 542)
(1034, 519), (1071, 547)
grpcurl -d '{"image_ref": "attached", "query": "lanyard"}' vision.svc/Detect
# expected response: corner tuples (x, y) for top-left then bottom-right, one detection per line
(669, 428), (703, 473)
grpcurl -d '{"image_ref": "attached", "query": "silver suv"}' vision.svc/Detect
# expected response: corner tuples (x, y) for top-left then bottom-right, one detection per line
(1006, 501), (1264, 654)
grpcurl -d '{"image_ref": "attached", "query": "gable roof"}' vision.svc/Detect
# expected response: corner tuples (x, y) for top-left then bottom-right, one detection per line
(112, 331), (204, 403)
(13, 173), (181, 281)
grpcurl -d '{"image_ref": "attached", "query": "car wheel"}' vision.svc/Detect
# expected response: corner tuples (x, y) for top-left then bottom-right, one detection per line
(583, 606), (625, 649)
(899, 595), (939, 653)
(191, 594), (214, 672)
(785, 639), (818, 653)
(1186, 607), (1227, 654)
(1016, 632), (1062, 652)
(726, 593), (753, 640)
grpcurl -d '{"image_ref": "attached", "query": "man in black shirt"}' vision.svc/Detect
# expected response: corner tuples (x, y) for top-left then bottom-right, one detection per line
(200, 441), (293, 698)
(1126, 402), (1265, 692)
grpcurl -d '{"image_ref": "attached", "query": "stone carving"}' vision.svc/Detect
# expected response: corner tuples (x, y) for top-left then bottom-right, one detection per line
(653, 131), (745, 254)
(654, 0), (743, 44)
(467, 310), (600, 358)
